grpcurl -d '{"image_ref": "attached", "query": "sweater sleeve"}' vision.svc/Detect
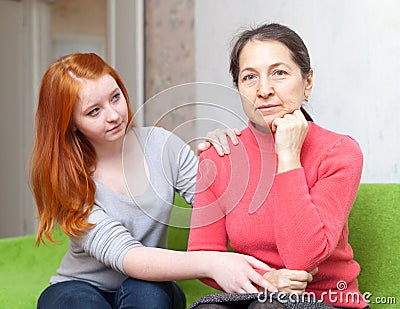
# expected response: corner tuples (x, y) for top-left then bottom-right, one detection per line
(72, 205), (143, 274)
(187, 151), (229, 291)
(161, 128), (198, 205)
(273, 136), (363, 271)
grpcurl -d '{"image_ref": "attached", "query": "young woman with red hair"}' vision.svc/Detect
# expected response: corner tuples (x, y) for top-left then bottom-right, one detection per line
(30, 53), (276, 309)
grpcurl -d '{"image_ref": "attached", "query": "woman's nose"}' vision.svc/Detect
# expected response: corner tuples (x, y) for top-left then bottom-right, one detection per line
(257, 77), (274, 98)
(106, 105), (120, 122)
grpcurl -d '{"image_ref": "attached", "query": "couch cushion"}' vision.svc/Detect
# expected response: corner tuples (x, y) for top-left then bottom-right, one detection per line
(348, 183), (400, 304)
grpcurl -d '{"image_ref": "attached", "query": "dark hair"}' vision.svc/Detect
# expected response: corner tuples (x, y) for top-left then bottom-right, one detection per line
(229, 23), (313, 121)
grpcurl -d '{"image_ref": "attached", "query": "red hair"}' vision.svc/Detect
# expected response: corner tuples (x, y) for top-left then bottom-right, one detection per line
(30, 53), (134, 245)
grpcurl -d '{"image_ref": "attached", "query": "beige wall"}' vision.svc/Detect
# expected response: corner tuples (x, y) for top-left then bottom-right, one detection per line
(144, 0), (196, 145)
(50, 0), (107, 60)
(51, 0), (106, 38)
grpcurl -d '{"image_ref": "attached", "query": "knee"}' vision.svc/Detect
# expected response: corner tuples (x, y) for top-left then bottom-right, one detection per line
(37, 281), (111, 309)
(120, 278), (173, 297)
(116, 278), (176, 308)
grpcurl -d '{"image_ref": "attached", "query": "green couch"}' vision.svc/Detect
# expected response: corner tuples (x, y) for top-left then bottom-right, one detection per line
(0, 184), (398, 308)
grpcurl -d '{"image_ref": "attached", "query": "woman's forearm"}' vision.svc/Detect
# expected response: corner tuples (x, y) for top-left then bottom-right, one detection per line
(123, 247), (209, 281)
(122, 246), (277, 293)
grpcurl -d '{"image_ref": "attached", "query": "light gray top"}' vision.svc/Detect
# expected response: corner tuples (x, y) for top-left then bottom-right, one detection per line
(50, 127), (198, 292)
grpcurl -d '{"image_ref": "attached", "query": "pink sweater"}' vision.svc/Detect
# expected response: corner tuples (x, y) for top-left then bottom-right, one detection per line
(188, 122), (368, 308)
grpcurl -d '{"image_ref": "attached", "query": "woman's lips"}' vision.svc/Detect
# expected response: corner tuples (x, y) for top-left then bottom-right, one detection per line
(257, 104), (280, 111)
(107, 122), (123, 132)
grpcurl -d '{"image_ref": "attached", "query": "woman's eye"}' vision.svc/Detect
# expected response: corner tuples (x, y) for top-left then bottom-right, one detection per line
(273, 70), (286, 77)
(88, 108), (100, 116)
(112, 93), (121, 102)
(243, 74), (256, 81)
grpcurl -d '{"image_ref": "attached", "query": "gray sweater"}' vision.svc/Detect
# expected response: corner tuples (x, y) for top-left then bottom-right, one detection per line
(50, 127), (198, 292)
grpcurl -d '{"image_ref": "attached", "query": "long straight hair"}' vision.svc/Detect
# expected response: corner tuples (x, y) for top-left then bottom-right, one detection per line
(30, 53), (134, 244)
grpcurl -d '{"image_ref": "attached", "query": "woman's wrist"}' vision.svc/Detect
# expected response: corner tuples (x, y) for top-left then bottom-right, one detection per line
(188, 251), (217, 279)
(277, 154), (302, 173)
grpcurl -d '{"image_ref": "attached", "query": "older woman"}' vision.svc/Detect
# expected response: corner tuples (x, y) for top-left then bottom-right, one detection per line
(188, 23), (369, 309)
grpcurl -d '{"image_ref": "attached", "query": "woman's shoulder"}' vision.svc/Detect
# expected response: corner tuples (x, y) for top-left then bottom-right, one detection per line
(132, 126), (194, 160)
(132, 126), (182, 148)
(199, 127), (253, 164)
(132, 125), (170, 140)
(308, 122), (362, 155)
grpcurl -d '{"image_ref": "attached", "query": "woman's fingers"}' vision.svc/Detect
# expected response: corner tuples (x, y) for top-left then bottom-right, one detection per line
(239, 281), (258, 294)
(243, 255), (278, 292)
(197, 132), (224, 155)
(198, 128), (241, 156)
(211, 252), (278, 294)
(292, 109), (307, 122)
(208, 132), (227, 156)
(262, 268), (315, 295)
(236, 255), (278, 293)
(221, 128), (240, 145)
(196, 141), (211, 155)
(245, 255), (275, 272)
(309, 267), (318, 277)
(214, 132), (231, 154)
(272, 109), (309, 173)
(212, 128), (240, 155)
(276, 278), (307, 295)
(249, 270), (278, 293)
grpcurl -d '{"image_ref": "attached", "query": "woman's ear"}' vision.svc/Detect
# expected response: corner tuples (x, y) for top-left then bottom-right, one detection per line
(304, 69), (314, 98)
(71, 123), (78, 133)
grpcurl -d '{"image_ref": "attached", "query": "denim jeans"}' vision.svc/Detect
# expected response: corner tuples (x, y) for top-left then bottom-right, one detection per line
(37, 278), (186, 309)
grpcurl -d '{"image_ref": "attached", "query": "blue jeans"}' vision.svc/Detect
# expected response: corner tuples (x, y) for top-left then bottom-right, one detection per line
(37, 278), (186, 309)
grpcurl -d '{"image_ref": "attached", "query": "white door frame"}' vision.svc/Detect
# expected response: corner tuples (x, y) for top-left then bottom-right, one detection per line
(22, 0), (52, 235)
